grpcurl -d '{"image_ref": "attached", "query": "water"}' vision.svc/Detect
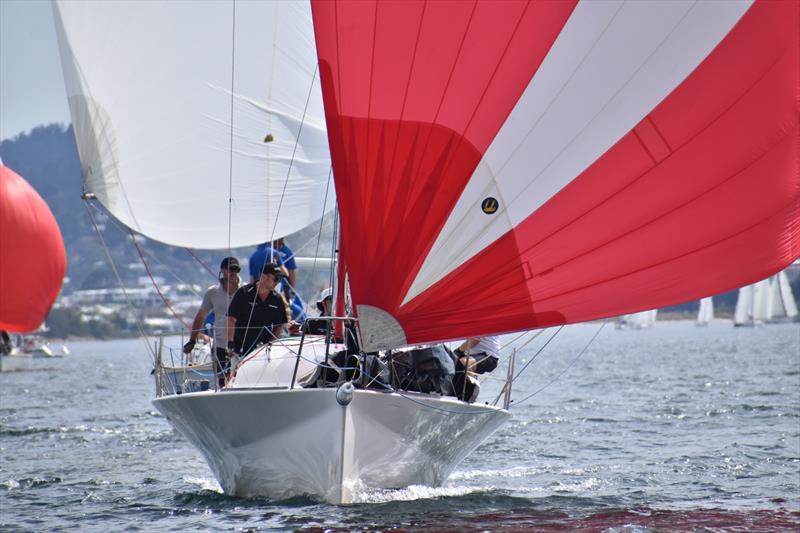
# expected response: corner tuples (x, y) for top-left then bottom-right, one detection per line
(1, 321), (798, 531)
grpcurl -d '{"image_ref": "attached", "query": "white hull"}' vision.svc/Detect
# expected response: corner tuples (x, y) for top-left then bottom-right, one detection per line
(154, 388), (510, 503)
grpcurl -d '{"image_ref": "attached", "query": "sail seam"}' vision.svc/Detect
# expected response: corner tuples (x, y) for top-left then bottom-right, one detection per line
(513, 49), (790, 274)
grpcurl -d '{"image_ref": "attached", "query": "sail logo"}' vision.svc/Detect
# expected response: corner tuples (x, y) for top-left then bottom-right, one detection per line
(481, 197), (499, 215)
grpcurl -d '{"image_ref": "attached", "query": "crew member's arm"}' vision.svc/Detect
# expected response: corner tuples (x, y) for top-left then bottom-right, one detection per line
(189, 310), (206, 342)
(457, 338), (480, 353)
(227, 289), (242, 353)
(227, 316), (237, 352)
(271, 297), (289, 341)
(183, 294), (212, 359)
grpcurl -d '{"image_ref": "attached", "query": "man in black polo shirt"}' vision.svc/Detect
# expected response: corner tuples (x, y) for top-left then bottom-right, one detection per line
(227, 262), (288, 356)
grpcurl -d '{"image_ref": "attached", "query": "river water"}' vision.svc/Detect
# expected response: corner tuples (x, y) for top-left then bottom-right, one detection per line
(1, 321), (798, 531)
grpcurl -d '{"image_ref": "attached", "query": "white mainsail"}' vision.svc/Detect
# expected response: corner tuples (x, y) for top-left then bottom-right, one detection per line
(53, 0), (332, 249)
(733, 271), (798, 326)
(769, 272), (799, 320)
(696, 297), (714, 326)
(777, 272), (799, 319)
(733, 284), (754, 326)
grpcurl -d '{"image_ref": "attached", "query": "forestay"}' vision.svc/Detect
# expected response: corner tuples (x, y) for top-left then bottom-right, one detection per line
(311, 0), (800, 350)
(53, 0), (332, 249)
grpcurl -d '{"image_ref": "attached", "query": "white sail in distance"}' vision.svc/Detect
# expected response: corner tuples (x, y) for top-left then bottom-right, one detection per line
(697, 297), (713, 326)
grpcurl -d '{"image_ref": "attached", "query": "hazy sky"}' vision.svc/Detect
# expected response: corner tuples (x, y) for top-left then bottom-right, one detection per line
(0, 0), (70, 141)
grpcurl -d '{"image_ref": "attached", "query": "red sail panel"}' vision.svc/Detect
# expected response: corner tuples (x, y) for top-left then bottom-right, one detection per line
(0, 165), (67, 332)
(313, 0), (799, 347)
(312, 0), (576, 336)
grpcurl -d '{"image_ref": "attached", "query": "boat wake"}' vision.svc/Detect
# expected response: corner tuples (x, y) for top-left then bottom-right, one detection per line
(182, 476), (222, 494)
(347, 482), (482, 504)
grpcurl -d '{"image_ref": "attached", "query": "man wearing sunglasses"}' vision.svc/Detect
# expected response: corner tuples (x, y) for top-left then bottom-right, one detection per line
(183, 256), (241, 387)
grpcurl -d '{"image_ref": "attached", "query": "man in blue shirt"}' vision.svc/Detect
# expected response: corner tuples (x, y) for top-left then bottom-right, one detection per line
(249, 238), (303, 320)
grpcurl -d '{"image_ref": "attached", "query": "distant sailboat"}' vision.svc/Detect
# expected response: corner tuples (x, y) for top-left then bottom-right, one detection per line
(733, 272), (798, 326)
(696, 297), (714, 326)
(767, 272), (799, 322)
(617, 309), (658, 329)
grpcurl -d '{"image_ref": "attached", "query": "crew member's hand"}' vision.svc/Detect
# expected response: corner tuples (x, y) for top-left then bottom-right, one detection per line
(227, 340), (238, 355)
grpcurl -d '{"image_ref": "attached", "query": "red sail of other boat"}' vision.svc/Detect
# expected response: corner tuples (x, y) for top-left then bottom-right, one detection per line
(0, 164), (67, 332)
(312, 0), (800, 350)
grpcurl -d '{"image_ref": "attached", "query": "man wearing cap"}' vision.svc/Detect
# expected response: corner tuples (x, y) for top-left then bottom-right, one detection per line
(227, 262), (289, 356)
(304, 287), (333, 335)
(183, 257), (241, 387)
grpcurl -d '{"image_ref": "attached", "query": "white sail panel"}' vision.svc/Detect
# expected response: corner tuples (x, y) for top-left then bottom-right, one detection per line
(777, 272), (799, 319)
(53, 0), (332, 249)
(752, 279), (771, 323)
(733, 285), (753, 326)
(696, 297), (713, 325)
(404, 0), (752, 305)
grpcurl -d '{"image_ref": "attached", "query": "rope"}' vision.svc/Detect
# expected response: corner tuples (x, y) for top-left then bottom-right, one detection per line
(266, 65), (320, 245)
(243, 66), (319, 340)
(184, 248), (217, 280)
(226, 0), (236, 257)
(511, 321), (609, 408)
(83, 202), (155, 362)
(87, 202), (205, 298)
(478, 328), (546, 384)
(128, 230), (190, 328)
(512, 325), (564, 382)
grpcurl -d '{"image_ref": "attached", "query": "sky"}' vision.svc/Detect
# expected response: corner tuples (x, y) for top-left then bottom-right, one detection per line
(0, 0), (70, 141)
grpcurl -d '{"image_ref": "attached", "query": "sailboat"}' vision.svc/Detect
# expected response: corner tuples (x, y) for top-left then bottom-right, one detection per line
(619, 309), (658, 329)
(0, 161), (67, 371)
(54, 0), (799, 503)
(767, 271), (799, 322)
(696, 297), (714, 326)
(734, 271), (799, 326)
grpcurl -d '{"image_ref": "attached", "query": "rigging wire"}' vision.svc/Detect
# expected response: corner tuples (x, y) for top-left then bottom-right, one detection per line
(184, 248), (217, 280)
(266, 64), (320, 246)
(243, 65), (320, 340)
(221, 0), (238, 357)
(307, 166), (334, 307)
(479, 328), (547, 384)
(128, 229), (191, 329)
(512, 325), (564, 383)
(83, 202), (155, 362)
(226, 0), (236, 258)
(87, 202), (206, 299)
(510, 321), (609, 408)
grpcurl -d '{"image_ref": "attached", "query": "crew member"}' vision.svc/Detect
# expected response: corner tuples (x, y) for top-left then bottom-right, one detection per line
(228, 262), (288, 356)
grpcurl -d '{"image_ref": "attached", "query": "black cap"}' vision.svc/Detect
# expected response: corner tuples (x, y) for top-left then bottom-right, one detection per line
(261, 262), (283, 278)
(220, 257), (240, 272)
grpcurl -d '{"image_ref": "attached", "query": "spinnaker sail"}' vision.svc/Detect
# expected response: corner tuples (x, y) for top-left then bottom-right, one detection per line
(311, 0), (800, 349)
(0, 164), (67, 332)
